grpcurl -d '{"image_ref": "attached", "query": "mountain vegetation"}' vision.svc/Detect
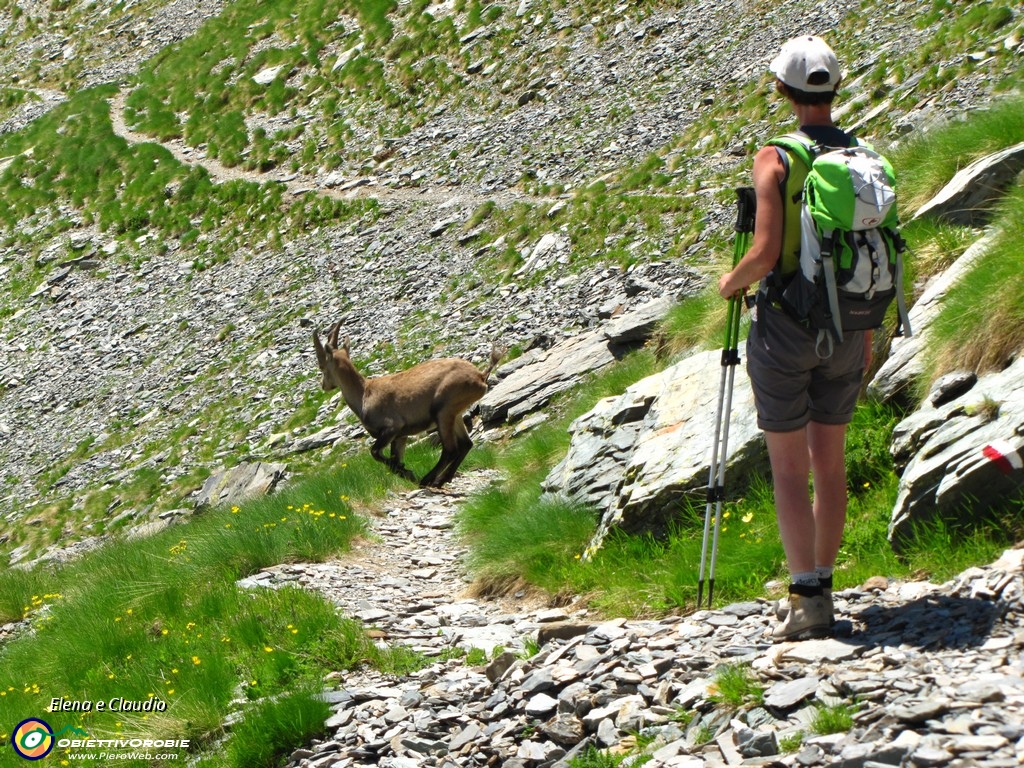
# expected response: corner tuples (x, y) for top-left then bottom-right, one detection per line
(0, 0), (1021, 764)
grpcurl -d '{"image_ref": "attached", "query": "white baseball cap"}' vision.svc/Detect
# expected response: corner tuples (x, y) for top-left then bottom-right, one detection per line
(769, 35), (841, 92)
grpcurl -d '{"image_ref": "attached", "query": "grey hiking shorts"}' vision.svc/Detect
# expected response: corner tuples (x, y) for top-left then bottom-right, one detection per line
(746, 302), (866, 432)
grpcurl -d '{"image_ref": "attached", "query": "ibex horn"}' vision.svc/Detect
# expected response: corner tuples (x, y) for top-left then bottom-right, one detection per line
(313, 329), (327, 367)
(328, 322), (342, 348)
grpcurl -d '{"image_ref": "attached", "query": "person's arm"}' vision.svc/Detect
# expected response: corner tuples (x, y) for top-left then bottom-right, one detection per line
(718, 145), (786, 299)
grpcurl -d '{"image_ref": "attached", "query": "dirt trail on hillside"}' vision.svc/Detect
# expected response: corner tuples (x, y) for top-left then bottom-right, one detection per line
(106, 90), (544, 210)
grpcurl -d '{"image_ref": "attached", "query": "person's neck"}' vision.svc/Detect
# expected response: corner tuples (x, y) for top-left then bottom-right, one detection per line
(793, 103), (834, 128)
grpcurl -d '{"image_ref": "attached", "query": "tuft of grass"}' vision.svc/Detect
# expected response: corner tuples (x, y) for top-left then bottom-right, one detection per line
(708, 663), (764, 708)
(568, 744), (652, 768)
(460, 486), (597, 592)
(692, 725), (715, 745)
(810, 701), (856, 735)
(224, 688), (330, 768)
(519, 635), (541, 659)
(897, 510), (1019, 581)
(845, 399), (902, 493)
(898, 218), (977, 293)
(658, 285), (747, 360)
(0, 566), (54, 624)
(779, 731), (805, 752)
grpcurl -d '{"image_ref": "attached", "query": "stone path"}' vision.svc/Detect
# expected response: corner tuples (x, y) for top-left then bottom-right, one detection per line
(237, 470), (1024, 768)
(237, 469), (558, 660)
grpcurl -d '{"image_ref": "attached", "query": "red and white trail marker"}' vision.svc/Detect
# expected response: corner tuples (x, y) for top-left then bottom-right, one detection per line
(982, 440), (1024, 475)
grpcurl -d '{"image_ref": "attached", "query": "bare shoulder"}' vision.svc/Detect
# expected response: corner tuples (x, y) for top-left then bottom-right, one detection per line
(752, 144), (786, 186)
(753, 144), (785, 169)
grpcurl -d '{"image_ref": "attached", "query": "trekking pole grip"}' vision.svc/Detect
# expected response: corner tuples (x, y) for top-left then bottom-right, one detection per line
(734, 187), (756, 237)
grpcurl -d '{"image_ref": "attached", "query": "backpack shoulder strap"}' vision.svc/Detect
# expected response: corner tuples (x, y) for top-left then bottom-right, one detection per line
(770, 131), (864, 164)
(767, 132), (816, 169)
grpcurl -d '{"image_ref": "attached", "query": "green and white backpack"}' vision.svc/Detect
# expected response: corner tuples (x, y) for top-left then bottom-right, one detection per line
(768, 132), (912, 348)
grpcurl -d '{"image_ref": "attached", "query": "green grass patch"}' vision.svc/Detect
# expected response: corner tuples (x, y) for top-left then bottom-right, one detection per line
(897, 509), (1020, 582)
(0, 568), (55, 625)
(708, 663), (764, 708)
(0, 87), (35, 113)
(779, 731), (804, 752)
(658, 285), (750, 361)
(923, 183), (1024, 378)
(569, 744), (652, 768)
(222, 687), (330, 768)
(810, 701), (856, 735)
(0, 456), (428, 766)
(890, 94), (1024, 215)
(899, 217), (979, 296)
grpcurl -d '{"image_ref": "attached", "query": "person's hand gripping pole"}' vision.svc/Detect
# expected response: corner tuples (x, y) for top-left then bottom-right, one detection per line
(697, 187), (756, 610)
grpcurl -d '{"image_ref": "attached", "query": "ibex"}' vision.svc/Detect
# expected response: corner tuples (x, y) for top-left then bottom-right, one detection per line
(313, 322), (503, 488)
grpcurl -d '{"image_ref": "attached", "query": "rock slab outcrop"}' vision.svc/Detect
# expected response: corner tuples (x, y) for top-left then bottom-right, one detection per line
(543, 348), (765, 554)
(889, 356), (1024, 549)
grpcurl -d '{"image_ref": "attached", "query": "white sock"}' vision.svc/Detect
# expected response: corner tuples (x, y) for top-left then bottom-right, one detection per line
(791, 571), (820, 587)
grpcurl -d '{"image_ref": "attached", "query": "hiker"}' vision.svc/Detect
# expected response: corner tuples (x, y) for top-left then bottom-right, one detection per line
(717, 35), (868, 641)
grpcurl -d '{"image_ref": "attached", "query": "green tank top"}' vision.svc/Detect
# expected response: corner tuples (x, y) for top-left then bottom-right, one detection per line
(776, 147), (807, 277)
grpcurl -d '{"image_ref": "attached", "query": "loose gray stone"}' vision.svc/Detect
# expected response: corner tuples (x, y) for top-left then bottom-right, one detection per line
(764, 676), (820, 710)
(193, 461), (287, 509)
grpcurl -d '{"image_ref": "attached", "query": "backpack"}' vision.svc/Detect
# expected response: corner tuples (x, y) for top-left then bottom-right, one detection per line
(766, 132), (912, 350)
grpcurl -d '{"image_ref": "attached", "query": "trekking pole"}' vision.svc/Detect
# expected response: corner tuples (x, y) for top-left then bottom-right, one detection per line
(697, 186), (756, 610)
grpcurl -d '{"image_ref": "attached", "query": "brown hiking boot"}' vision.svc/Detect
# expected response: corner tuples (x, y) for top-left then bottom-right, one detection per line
(774, 575), (834, 624)
(774, 588), (833, 623)
(771, 586), (832, 642)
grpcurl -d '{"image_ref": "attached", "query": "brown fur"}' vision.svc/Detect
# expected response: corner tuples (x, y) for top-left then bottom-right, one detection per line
(313, 322), (503, 487)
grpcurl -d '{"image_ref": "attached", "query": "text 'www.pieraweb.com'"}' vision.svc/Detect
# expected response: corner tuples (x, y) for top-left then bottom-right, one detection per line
(64, 752), (180, 762)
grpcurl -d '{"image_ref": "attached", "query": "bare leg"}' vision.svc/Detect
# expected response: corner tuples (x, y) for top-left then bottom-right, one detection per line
(764, 428), (814, 575)
(765, 422), (849, 574)
(807, 421), (848, 569)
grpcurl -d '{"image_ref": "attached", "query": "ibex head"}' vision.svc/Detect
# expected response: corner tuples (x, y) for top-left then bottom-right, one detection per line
(313, 322), (352, 392)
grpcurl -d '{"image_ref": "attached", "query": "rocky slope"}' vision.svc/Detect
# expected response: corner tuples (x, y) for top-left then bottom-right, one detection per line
(1, 0), (1020, 564)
